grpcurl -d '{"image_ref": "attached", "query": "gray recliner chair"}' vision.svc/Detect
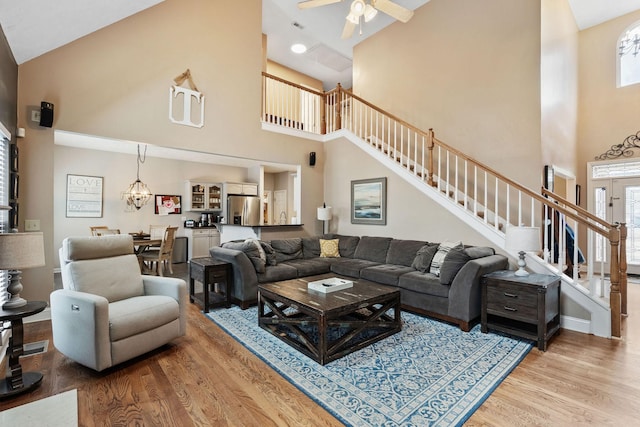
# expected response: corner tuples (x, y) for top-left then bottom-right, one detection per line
(51, 234), (187, 371)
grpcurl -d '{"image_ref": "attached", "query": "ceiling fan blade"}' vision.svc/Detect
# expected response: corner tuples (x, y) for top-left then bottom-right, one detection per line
(341, 19), (356, 39)
(298, 0), (342, 9)
(372, 0), (414, 23)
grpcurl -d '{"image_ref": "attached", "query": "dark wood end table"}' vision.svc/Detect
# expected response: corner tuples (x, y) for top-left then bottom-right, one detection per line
(0, 300), (47, 399)
(258, 275), (401, 365)
(481, 270), (560, 351)
(189, 257), (232, 312)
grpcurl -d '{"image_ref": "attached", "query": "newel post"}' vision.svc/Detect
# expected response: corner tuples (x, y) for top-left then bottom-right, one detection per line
(320, 92), (327, 135)
(609, 226), (622, 338)
(619, 223), (628, 316)
(335, 83), (342, 131)
(427, 128), (435, 186)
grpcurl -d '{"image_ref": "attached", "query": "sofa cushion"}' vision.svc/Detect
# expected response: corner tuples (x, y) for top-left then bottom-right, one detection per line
(464, 246), (495, 259)
(411, 244), (439, 273)
(257, 264), (298, 283)
(386, 239), (429, 266)
(439, 247), (472, 285)
(271, 238), (303, 263)
(222, 241), (266, 273)
(302, 237), (321, 259)
(398, 271), (451, 298)
(109, 295), (179, 341)
(361, 264), (414, 286)
(282, 259), (331, 276)
(354, 236), (392, 263)
(325, 234), (360, 258)
(319, 239), (341, 258)
(330, 258), (381, 278)
(430, 240), (462, 276)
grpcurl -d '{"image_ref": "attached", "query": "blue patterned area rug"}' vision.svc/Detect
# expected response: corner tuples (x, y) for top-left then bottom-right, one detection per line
(207, 307), (532, 426)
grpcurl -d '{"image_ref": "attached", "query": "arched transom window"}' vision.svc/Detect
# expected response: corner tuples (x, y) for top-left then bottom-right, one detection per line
(619, 21), (640, 87)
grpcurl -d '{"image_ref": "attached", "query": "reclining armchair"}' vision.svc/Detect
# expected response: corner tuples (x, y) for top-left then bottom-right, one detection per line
(51, 235), (187, 371)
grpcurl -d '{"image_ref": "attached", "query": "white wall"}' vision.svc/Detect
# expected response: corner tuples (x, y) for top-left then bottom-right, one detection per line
(53, 144), (250, 266)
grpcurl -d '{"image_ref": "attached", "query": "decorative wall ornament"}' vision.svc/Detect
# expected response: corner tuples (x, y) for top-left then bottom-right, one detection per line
(595, 131), (640, 160)
(169, 69), (205, 128)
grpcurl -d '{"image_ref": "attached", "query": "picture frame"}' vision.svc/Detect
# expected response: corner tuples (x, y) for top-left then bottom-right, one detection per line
(351, 177), (387, 225)
(66, 174), (103, 218)
(155, 194), (182, 215)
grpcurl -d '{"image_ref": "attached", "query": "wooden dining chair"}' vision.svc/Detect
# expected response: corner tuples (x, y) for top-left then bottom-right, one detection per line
(96, 229), (121, 236)
(148, 225), (167, 248)
(90, 226), (109, 236)
(138, 226), (177, 276)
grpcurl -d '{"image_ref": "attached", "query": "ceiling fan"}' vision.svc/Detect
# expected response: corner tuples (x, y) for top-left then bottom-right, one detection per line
(298, 0), (414, 39)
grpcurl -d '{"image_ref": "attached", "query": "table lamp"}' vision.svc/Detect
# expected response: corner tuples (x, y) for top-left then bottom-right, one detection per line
(0, 232), (46, 308)
(505, 226), (541, 276)
(317, 203), (332, 234)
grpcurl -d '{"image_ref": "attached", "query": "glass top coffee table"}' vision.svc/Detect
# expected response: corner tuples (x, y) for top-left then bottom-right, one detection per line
(258, 274), (401, 365)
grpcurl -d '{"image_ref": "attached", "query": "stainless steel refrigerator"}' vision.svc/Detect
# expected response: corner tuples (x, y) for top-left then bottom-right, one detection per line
(227, 195), (260, 226)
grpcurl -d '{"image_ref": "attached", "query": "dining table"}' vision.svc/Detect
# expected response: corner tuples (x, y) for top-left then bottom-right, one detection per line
(129, 233), (162, 255)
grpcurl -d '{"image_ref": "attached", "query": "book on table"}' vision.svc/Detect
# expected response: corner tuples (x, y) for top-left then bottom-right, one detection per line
(307, 278), (353, 293)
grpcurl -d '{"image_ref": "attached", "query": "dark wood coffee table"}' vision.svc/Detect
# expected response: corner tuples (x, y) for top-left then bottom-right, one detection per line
(258, 274), (401, 365)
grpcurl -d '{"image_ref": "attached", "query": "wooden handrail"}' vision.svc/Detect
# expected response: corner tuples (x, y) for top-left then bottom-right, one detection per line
(542, 188), (612, 231)
(261, 72), (325, 97)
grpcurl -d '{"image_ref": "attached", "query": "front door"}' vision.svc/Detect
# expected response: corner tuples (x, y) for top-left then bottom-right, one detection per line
(611, 177), (640, 275)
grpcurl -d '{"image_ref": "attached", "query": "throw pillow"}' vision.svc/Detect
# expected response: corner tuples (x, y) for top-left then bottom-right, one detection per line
(439, 246), (471, 284)
(319, 238), (340, 258)
(429, 240), (462, 277)
(260, 241), (277, 266)
(411, 244), (439, 273)
(245, 239), (266, 263)
(222, 240), (266, 273)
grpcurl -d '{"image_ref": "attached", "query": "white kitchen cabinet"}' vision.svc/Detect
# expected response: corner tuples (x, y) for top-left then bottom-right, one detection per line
(184, 228), (220, 259)
(224, 182), (258, 196)
(185, 181), (222, 211)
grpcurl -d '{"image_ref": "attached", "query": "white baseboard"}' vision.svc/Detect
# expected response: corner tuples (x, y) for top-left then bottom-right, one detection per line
(560, 314), (591, 335)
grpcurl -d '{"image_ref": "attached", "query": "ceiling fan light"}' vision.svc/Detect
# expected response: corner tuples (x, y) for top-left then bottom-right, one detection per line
(351, 0), (365, 17)
(364, 4), (378, 22)
(346, 12), (359, 25)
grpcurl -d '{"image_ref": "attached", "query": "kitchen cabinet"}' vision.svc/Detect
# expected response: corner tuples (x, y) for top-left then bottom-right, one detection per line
(184, 228), (221, 259)
(185, 181), (222, 211)
(224, 182), (258, 196)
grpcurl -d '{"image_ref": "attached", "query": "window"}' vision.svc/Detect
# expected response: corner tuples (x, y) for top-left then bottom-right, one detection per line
(618, 22), (640, 87)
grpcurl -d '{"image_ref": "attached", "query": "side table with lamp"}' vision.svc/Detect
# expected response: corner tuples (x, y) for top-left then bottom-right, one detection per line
(0, 231), (47, 398)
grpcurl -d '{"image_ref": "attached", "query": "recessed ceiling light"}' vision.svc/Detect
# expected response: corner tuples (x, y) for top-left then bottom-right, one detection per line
(291, 43), (307, 54)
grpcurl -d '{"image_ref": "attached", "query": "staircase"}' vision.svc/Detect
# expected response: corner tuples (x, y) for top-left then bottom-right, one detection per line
(261, 72), (627, 338)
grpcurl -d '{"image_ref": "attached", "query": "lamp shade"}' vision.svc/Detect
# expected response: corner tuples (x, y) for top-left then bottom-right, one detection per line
(317, 206), (332, 221)
(505, 226), (541, 253)
(0, 232), (46, 269)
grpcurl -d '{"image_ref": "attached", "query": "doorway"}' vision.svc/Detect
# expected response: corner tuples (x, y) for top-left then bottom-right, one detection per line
(589, 158), (640, 275)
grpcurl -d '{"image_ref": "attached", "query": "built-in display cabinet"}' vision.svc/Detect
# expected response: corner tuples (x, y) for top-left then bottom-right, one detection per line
(185, 181), (222, 212)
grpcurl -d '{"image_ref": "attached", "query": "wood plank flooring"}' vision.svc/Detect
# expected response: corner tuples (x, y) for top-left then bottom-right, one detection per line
(1, 267), (639, 426)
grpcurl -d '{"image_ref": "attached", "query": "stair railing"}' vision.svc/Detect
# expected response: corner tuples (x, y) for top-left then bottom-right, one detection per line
(261, 73), (626, 337)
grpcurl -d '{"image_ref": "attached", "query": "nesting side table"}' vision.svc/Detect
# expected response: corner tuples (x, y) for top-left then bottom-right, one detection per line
(189, 257), (232, 312)
(0, 300), (47, 398)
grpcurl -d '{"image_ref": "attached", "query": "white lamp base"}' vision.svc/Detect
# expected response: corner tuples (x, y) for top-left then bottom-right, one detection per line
(514, 251), (530, 276)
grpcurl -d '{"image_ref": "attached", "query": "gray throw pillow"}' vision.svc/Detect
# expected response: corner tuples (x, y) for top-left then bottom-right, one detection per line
(260, 241), (277, 266)
(222, 241), (266, 273)
(439, 246), (471, 285)
(411, 244), (439, 273)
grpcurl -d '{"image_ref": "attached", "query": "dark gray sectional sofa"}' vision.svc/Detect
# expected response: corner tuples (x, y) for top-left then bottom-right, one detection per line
(209, 234), (508, 331)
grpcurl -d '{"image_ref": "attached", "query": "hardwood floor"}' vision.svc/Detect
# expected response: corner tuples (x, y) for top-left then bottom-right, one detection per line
(2, 266), (639, 426)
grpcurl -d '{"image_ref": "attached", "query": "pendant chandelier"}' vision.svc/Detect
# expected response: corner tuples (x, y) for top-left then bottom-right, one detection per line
(124, 144), (151, 210)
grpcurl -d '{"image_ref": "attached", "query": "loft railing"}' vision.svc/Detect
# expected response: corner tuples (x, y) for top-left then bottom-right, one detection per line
(261, 72), (627, 337)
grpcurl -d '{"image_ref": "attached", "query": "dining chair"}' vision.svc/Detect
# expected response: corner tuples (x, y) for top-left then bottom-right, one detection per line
(90, 226), (109, 236)
(148, 225), (167, 248)
(96, 229), (121, 236)
(138, 226), (178, 276)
